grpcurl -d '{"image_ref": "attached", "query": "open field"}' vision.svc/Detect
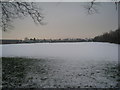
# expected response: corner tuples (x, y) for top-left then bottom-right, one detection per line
(2, 57), (119, 88)
(0, 58), (2, 89)
(1, 42), (119, 88)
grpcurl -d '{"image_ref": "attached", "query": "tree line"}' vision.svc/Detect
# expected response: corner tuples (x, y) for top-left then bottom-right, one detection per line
(20, 28), (120, 44)
(1, 29), (119, 44)
(92, 28), (120, 44)
(23, 38), (88, 43)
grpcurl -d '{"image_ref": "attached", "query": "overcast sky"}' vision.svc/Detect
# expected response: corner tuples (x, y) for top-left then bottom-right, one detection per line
(2, 2), (118, 40)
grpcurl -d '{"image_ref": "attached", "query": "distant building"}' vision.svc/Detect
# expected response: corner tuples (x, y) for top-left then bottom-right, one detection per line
(0, 39), (22, 44)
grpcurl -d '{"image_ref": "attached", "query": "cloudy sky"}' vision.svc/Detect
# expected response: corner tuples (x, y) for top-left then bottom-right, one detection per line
(2, 2), (118, 40)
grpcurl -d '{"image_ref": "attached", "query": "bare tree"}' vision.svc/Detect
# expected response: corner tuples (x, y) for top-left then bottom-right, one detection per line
(84, 0), (99, 14)
(0, 1), (44, 31)
(85, 0), (119, 14)
(0, 0), (119, 31)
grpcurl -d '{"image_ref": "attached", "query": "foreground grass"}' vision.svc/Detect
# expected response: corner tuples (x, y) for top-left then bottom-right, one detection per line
(0, 58), (2, 89)
(2, 57), (34, 88)
(2, 57), (120, 88)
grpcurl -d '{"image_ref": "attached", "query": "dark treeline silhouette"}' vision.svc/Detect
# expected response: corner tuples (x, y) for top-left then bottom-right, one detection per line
(1, 29), (119, 44)
(93, 28), (120, 44)
(23, 38), (88, 43)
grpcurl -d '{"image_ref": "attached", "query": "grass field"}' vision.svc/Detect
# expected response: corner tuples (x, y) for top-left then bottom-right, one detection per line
(2, 57), (120, 88)
(0, 58), (2, 89)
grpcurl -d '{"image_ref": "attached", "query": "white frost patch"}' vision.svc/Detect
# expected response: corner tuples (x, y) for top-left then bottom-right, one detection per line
(1, 42), (118, 61)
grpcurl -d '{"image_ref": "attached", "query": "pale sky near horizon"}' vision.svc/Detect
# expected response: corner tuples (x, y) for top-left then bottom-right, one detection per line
(2, 2), (118, 40)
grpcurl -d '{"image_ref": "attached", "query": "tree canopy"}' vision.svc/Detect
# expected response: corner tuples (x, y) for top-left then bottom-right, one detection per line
(0, 2), (44, 31)
(0, 1), (119, 31)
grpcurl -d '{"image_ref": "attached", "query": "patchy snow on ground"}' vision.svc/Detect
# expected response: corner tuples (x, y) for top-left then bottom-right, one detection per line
(0, 42), (119, 88)
(0, 45), (1, 90)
